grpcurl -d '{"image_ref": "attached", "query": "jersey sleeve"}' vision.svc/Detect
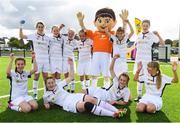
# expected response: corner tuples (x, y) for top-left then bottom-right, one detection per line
(138, 74), (146, 83)
(87, 39), (93, 45)
(26, 34), (35, 41)
(25, 71), (31, 78)
(112, 76), (119, 88)
(85, 29), (93, 40)
(43, 94), (49, 103)
(7, 70), (15, 79)
(162, 74), (173, 85)
(57, 80), (68, 88)
(110, 35), (117, 43)
(151, 33), (159, 43)
(124, 33), (129, 43)
(123, 88), (130, 102)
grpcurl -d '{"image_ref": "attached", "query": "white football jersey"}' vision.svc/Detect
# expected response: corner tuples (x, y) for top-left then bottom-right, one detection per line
(139, 74), (172, 97)
(62, 36), (78, 59)
(111, 34), (128, 62)
(77, 39), (92, 62)
(135, 32), (159, 62)
(7, 70), (31, 101)
(27, 33), (50, 63)
(43, 80), (69, 107)
(49, 36), (64, 61)
(108, 77), (130, 102)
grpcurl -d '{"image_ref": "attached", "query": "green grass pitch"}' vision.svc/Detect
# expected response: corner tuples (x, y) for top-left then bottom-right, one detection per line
(0, 56), (180, 122)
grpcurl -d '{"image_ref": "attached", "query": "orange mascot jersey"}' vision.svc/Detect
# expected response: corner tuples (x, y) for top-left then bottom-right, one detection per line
(85, 29), (114, 53)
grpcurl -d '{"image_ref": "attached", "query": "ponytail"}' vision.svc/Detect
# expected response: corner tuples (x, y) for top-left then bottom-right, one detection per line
(156, 70), (162, 89)
(148, 61), (162, 89)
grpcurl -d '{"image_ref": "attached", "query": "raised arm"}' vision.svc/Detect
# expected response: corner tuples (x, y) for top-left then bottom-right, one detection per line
(76, 12), (86, 29)
(126, 19), (134, 39)
(133, 61), (143, 81)
(30, 52), (37, 75)
(6, 53), (15, 76)
(119, 10), (128, 30)
(171, 62), (179, 83)
(110, 54), (120, 78)
(153, 31), (165, 46)
(19, 27), (27, 39)
(59, 24), (65, 32)
(65, 58), (75, 83)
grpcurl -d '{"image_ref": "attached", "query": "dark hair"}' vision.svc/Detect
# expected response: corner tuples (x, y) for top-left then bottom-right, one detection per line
(45, 76), (55, 91)
(15, 58), (26, 72)
(36, 21), (44, 28)
(142, 19), (150, 26)
(116, 27), (125, 33)
(51, 25), (58, 31)
(78, 29), (86, 35)
(147, 61), (161, 89)
(118, 72), (130, 84)
(95, 8), (116, 21)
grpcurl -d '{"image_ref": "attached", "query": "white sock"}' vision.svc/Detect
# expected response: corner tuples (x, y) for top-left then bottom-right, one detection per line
(9, 105), (21, 112)
(91, 105), (114, 117)
(33, 80), (38, 95)
(98, 100), (118, 112)
(86, 80), (90, 87)
(137, 82), (143, 97)
(81, 80), (86, 89)
(67, 83), (71, 90)
(71, 80), (75, 91)
(91, 79), (97, 87)
(104, 80), (110, 89)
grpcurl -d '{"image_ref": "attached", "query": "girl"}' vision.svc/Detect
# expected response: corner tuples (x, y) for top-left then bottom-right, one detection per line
(62, 28), (78, 93)
(19, 21), (50, 100)
(134, 61), (178, 113)
(43, 58), (127, 118)
(6, 52), (38, 113)
(77, 29), (92, 89)
(133, 19), (165, 101)
(108, 10), (134, 77)
(49, 24), (65, 83)
(83, 54), (131, 106)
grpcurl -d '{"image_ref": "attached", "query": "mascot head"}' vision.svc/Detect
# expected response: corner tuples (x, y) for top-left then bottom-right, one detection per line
(94, 8), (116, 32)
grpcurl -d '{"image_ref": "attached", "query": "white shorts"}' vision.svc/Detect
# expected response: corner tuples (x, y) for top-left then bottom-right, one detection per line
(133, 61), (148, 75)
(63, 93), (85, 113)
(77, 61), (91, 76)
(35, 62), (50, 73)
(50, 59), (62, 74)
(114, 59), (128, 77)
(139, 94), (162, 111)
(10, 95), (34, 106)
(61, 58), (76, 74)
(90, 52), (111, 76)
(87, 87), (110, 102)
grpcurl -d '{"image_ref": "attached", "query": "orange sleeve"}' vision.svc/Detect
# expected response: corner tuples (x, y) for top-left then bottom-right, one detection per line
(85, 29), (93, 40)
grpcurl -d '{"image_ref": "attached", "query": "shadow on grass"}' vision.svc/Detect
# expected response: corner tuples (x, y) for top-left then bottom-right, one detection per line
(136, 110), (170, 122)
(0, 98), (132, 122)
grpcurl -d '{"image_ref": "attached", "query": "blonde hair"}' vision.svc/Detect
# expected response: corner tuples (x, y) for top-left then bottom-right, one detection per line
(147, 61), (161, 89)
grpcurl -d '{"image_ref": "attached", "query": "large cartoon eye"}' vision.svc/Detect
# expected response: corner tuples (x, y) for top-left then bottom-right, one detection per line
(98, 18), (102, 23)
(105, 19), (110, 23)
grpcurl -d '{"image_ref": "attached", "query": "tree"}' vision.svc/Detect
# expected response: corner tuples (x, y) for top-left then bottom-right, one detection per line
(7, 37), (31, 50)
(7, 37), (20, 48)
(165, 39), (173, 46)
(172, 39), (179, 47)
